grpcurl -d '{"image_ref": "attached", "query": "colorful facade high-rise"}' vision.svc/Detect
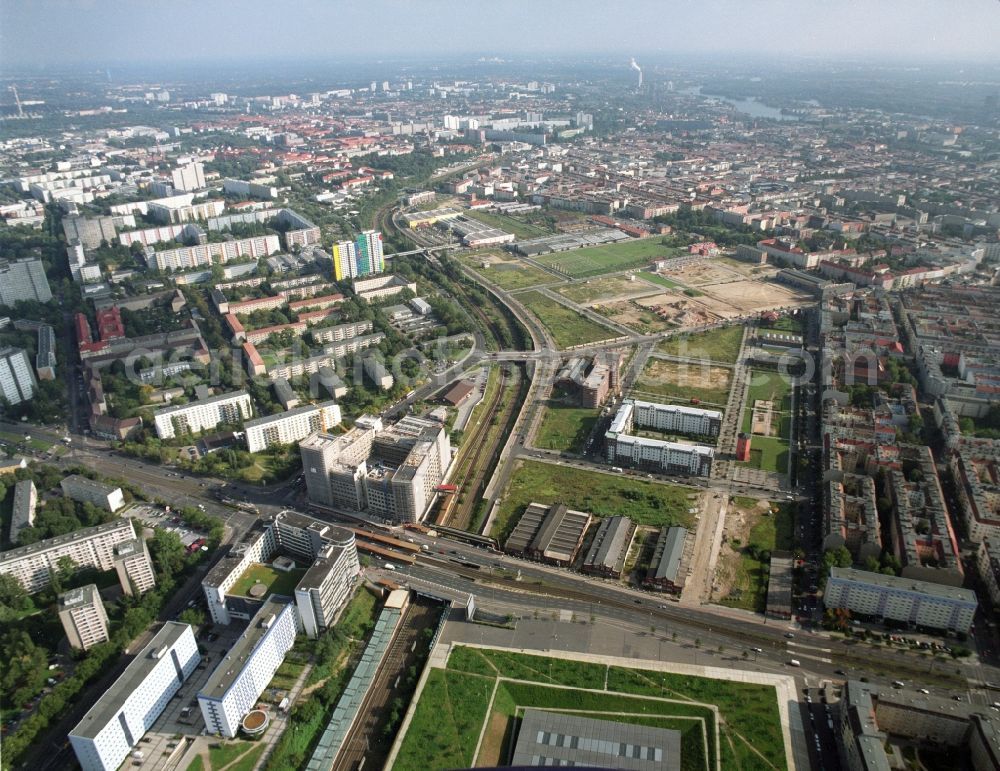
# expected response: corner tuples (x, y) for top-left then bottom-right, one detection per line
(333, 230), (384, 281)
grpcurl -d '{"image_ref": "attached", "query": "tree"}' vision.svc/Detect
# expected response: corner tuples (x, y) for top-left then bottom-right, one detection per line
(56, 555), (77, 585)
(178, 608), (206, 627)
(149, 529), (187, 577)
(0, 573), (28, 612)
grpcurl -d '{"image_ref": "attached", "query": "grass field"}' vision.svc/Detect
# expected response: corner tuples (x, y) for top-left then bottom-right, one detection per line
(458, 253), (554, 290)
(634, 358), (732, 406)
(517, 291), (619, 348)
(743, 435), (790, 474)
(555, 275), (658, 304)
(540, 239), (684, 278)
(717, 502), (795, 612)
(657, 326), (744, 365)
(229, 563), (307, 598)
(639, 271), (683, 290)
(463, 209), (553, 239)
(394, 645), (787, 771)
(493, 460), (695, 542)
(534, 404), (599, 452)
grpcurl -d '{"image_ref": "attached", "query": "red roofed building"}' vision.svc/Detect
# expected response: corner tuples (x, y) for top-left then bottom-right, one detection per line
(96, 307), (125, 341)
(74, 313), (93, 345)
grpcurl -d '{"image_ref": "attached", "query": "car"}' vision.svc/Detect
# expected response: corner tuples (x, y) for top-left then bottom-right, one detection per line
(953, 695), (963, 702)
(785, 632), (795, 639)
(918, 688), (930, 694)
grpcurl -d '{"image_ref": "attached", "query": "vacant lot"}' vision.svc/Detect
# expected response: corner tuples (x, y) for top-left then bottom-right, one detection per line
(634, 358), (732, 406)
(394, 645), (787, 771)
(658, 326), (744, 365)
(229, 563), (307, 598)
(493, 460), (695, 542)
(458, 252), (554, 290)
(593, 300), (676, 334)
(534, 404), (599, 452)
(540, 238), (684, 278)
(517, 291), (619, 348)
(715, 499), (794, 612)
(463, 209), (553, 239)
(556, 275), (657, 305)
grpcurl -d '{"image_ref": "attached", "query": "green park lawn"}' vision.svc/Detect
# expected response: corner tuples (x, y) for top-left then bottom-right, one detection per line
(493, 460), (695, 543)
(516, 291), (619, 348)
(657, 326), (744, 365)
(539, 238), (684, 278)
(393, 645), (786, 771)
(229, 564), (307, 598)
(534, 404), (599, 452)
(741, 435), (790, 474)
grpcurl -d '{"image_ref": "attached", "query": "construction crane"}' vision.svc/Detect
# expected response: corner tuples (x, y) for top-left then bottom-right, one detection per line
(9, 85), (24, 118)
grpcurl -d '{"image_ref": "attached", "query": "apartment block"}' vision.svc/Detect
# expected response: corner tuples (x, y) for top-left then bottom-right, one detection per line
(10, 479), (37, 544)
(951, 441), (1000, 543)
(198, 598), (300, 738)
(58, 584), (110, 650)
(243, 401), (342, 453)
(0, 346), (36, 405)
(146, 234), (280, 272)
(294, 531), (361, 638)
(153, 390), (253, 439)
(60, 475), (126, 513)
(824, 567), (977, 633)
(332, 230), (384, 281)
(113, 538), (156, 597)
(69, 623), (200, 771)
(352, 273), (415, 303)
(171, 161), (206, 192)
(0, 518), (136, 593)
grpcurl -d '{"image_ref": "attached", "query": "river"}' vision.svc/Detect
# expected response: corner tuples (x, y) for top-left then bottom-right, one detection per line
(680, 86), (799, 121)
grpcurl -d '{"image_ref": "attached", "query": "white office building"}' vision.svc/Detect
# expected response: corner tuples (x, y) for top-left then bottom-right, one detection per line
(153, 390), (253, 439)
(198, 598), (300, 738)
(60, 475), (126, 512)
(294, 530), (360, 638)
(243, 401), (342, 453)
(69, 623), (200, 771)
(58, 584), (110, 650)
(0, 347), (36, 405)
(0, 257), (52, 304)
(171, 162), (206, 192)
(0, 518), (137, 593)
(825, 567), (978, 633)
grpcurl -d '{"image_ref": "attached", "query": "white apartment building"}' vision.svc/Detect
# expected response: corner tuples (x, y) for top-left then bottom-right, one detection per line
(114, 537), (156, 596)
(243, 401), (342, 453)
(0, 346), (36, 405)
(604, 399), (717, 477)
(147, 194), (225, 224)
(147, 234), (280, 272)
(619, 398), (722, 437)
(198, 598), (300, 738)
(60, 475), (126, 513)
(153, 390), (253, 439)
(0, 518), (137, 593)
(70, 623), (200, 771)
(10, 479), (37, 544)
(309, 319), (373, 344)
(171, 162), (206, 192)
(352, 274), (416, 302)
(0, 256), (53, 304)
(294, 531), (360, 638)
(825, 567), (978, 633)
(58, 584), (110, 650)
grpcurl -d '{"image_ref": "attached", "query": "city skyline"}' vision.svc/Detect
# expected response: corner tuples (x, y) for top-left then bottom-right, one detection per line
(1, 0), (999, 69)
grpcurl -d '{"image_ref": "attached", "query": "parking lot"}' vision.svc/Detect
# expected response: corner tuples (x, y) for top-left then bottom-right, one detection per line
(130, 504), (210, 551)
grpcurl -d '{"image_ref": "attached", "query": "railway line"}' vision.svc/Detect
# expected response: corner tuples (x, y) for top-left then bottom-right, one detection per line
(331, 600), (442, 771)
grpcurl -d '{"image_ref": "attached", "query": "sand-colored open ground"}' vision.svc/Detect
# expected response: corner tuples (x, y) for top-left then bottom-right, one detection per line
(592, 299), (678, 333)
(633, 291), (723, 327)
(750, 399), (778, 436)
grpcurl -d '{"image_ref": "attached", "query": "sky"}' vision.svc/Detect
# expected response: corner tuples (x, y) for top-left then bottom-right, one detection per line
(1, 0), (999, 70)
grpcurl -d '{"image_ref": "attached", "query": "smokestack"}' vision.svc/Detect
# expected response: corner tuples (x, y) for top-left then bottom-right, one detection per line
(629, 57), (643, 90)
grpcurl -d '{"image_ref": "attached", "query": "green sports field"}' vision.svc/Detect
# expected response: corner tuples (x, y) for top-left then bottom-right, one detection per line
(539, 239), (684, 278)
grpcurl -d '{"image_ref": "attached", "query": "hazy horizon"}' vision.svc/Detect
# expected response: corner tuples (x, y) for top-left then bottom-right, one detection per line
(2, 0), (999, 72)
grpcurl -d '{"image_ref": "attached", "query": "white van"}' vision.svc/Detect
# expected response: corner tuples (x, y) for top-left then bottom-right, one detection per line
(384, 563), (396, 571)
(789, 659), (801, 667)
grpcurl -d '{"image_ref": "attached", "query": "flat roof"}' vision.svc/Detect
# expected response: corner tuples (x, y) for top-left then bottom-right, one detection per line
(59, 583), (101, 609)
(61, 474), (120, 496)
(0, 518), (134, 564)
(70, 622), (193, 740)
(198, 597), (294, 701)
(153, 389), (249, 417)
(511, 709), (681, 770)
(829, 567), (978, 603)
(243, 400), (338, 430)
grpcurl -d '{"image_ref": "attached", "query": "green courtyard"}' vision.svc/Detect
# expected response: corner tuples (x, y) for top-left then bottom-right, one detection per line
(229, 563), (307, 599)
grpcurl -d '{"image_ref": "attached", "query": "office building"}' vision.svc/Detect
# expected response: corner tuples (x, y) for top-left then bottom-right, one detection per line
(824, 567), (978, 633)
(114, 538), (156, 597)
(60, 475), (126, 513)
(332, 230), (384, 280)
(0, 519), (136, 593)
(294, 530), (360, 638)
(35, 324), (56, 380)
(244, 401), (342, 453)
(58, 584), (110, 650)
(171, 162), (205, 192)
(0, 346), (36, 405)
(300, 416), (451, 523)
(69, 623), (200, 771)
(153, 390), (253, 439)
(511, 709), (681, 771)
(198, 598), (300, 738)
(10, 479), (37, 544)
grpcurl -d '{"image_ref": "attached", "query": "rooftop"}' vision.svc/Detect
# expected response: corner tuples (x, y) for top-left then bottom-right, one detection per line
(829, 567), (978, 603)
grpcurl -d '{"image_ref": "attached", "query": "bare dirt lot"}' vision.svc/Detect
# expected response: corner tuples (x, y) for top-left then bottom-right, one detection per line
(751, 400), (778, 436)
(592, 299), (677, 333)
(635, 358), (732, 405)
(633, 292), (723, 327)
(700, 279), (812, 315)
